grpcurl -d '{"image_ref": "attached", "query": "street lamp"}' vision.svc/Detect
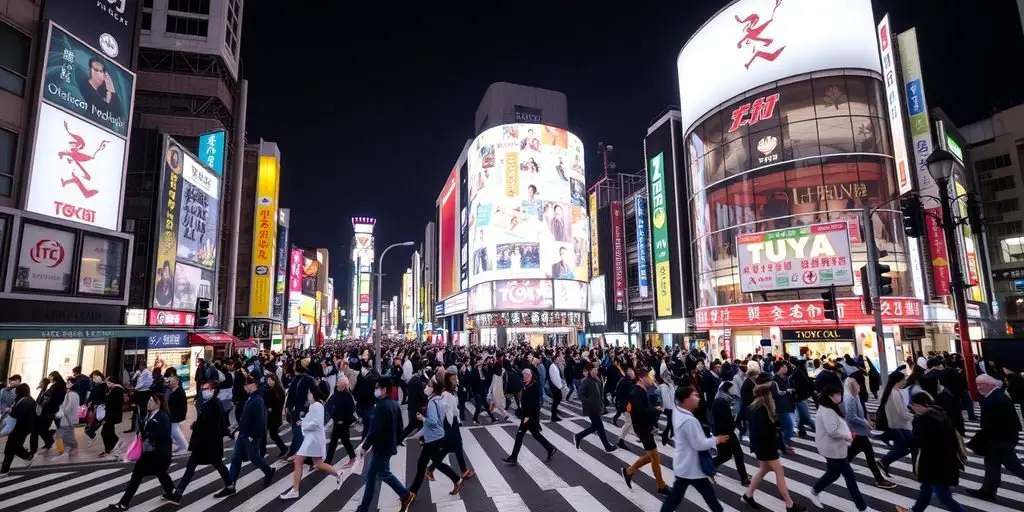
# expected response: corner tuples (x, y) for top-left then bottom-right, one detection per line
(925, 148), (978, 397)
(375, 241), (415, 373)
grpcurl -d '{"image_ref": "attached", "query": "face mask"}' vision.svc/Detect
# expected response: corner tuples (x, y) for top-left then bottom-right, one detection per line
(201, 390), (214, 400)
(374, 389), (383, 399)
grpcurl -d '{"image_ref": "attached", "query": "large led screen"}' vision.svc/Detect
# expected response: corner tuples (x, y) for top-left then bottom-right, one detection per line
(467, 123), (588, 288)
(439, 167), (459, 299)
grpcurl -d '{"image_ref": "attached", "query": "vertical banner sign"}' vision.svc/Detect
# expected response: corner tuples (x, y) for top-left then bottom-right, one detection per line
(272, 211), (290, 321)
(439, 169), (458, 298)
(635, 195), (650, 298)
(589, 192), (600, 277)
(198, 130), (226, 176)
(877, 15), (913, 196)
(648, 152), (673, 317)
(249, 150), (281, 317)
(611, 201), (626, 311)
(152, 139), (183, 307)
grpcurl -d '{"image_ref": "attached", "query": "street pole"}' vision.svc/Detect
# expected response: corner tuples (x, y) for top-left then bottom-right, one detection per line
(937, 177), (978, 398)
(863, 204), (890, 381)
(223, 79), (248, 332)
(375, 242), (413, 374)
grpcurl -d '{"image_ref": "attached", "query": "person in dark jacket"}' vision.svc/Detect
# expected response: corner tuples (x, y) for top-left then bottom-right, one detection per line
(264, 373), (288, 457)
(99, 377), (125, 457)
(814, 362), (843, 396)
(0, 384), (35, 475)
(968, 374), (1024, 502)
(742, 380), (805, 512)
(167, 375), (188, 453)
(895, 393), (966, 512)
(355, 377), (414, 512)
(70, 366), (91, 405)
(167, 381), (230, 504)
(84, 371), (108, 442)
(917, 373), (964, 435)
(215, 376), (275, 498)
(573, 363), (615, 451)
(612, 367), (635, 426)
(772, 362), (797, 453)
(502, 368), (556, 466)
(108, 393), (175, 510)
(286, 359), (317, 454)
(352, 363), (378, 441)
(621, 367), (668, 495)
(31, 372), (65, 454)
(326, 376), (358, 466)
(400, 368), (428, 440)
(712, 381), (750, 485)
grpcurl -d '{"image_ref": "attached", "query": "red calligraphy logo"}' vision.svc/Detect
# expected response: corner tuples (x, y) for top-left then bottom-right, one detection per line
(728, 93), (780, 132)
(57, 121), (108, 199)
(735, 0), (786, 70)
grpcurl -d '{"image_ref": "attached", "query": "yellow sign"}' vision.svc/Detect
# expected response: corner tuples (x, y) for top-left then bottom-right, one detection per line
(505, 152), (519, 197)
(249, 151), (280, 317)
(589, 192), (599, 277)
(655, 261), (672, 317)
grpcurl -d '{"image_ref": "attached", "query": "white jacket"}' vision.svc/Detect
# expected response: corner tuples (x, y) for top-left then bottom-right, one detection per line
(56, 389), (80, 425)
(671, 406), (718, 479)
(813, 405), (852, 459)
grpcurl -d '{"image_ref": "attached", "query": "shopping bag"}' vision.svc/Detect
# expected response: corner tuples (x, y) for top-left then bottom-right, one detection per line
(0, 415), (15, 436)
(85, 408), (97, 426)
(55, 437), (65, 455)
(96, 405), (107, 422)
(78, 406), (89, 422)
(123, 437), (144, 462)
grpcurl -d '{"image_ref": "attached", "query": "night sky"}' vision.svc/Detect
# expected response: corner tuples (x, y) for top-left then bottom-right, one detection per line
(240, 0), (1024, 305)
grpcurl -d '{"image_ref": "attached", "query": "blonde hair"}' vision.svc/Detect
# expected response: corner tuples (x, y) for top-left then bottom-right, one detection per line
(745, 365), (762, 378)
(337, 375), (351, 391)
(843, 376), (860, 396)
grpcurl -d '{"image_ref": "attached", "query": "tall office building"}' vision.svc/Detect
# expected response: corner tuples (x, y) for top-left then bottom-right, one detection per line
(350, 217), (375, 338)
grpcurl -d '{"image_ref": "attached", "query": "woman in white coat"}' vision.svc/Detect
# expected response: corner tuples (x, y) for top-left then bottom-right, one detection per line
(279, 386), (341, 500)
(488, 366), (508, 420)
(53, 384), (81, 460)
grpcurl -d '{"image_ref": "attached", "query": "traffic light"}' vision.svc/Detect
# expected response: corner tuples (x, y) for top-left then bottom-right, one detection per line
(195, 298), (212, 328)
(821, 287), (837, 321)
(900, 194), (925, 238)
(876, 262), (893, 296)
(859, 265), (872, 314)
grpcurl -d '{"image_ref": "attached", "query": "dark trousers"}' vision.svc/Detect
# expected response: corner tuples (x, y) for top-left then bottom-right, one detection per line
(550, 387), (563, 420)
(659, 477), (723, 512)
(358, 406), (374, 441)
(980, 440), (1024, 494)
(101, 420), (120, 452)
(509, 420), (554, 461)
(712, 434), (748, 481)
(576, 414), (614, 450)
(267, 417), (287, 456)
(398, 379), (409, 403)
(174, 453), (229, 497)
(812, 458), (867, 510)
(910, 483), (965, 512)
(228, 436), (273, 484)
(119, 464), (174, 506)
(409, 439), (460, 493)
(401, 410), (423, 440)
(30, 417), (54, 453)
(472, 392), (494, 422)
(1, 443), (31, 473)
(457, 391), (468, 420)
(326, 421), (356, 464)
(847, 434), (885, 482)
(131, 391), (150, 432)
(661, 410), (674, 443)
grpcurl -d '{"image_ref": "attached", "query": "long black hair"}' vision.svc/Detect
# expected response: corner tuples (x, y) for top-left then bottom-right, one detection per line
(815, 385), (844, 417)
(876, 370), (907, 428)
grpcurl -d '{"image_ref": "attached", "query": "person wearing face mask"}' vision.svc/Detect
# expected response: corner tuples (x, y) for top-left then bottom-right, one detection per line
(404, 380), (465, 507)
(356, 377), (414, 512)
(353, 361), (379, 441)
(426, 372), (475, 482)
(107, 394), (174, 510)
(215, 376), (276, 498)
(165, 382), (230, 505)
(166, 376), (188, 454)
(808, 385), (869, 511)
(400, 366), (429, 441)
(280, 386), (341, 500)
(325, 375), (357, 467)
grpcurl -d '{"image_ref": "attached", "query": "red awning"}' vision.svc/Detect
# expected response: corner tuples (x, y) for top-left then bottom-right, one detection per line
(189, 332), (239, 345)
(235, 338), (259, 349)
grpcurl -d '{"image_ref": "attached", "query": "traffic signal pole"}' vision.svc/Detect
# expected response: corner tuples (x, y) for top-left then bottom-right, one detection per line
(863, 204), (890, 380)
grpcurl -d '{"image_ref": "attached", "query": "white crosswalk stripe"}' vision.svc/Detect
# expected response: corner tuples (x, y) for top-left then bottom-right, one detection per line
(0, 395), (1021, 512)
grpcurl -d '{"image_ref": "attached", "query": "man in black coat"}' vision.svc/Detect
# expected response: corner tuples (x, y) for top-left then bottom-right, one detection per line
(168, 381), (230, 504)
(968, 375), (1024, 501)
(502, 368), (556, 466)
(356, 377), (413, 512)
(400, 368), (429, 440)
(216, 376), (275, 497)
(574, 363), (615, 451)
(166, 376), (189, 453)
(621, 367), (668, 494)
(0, 384), (35, 476)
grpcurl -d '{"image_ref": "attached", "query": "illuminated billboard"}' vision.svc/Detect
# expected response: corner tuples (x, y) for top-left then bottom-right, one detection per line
(249, 142), (281, 317)
(676, 0), (880, 134)
(439, 167), (459, 299)
(736, 221), (854, 293)
(467, 123), (589, 290)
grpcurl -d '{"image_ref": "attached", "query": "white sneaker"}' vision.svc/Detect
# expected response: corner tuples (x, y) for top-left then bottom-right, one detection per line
(87, 437), (98, 448)
(278, 490), (299, 500)
(809, 491), (822, 508)
(335, 474), (343, 490)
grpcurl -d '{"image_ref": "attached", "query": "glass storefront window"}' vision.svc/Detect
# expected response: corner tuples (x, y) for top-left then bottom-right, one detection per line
(813, 76), (852, 118)
(81, 343), (107, 375)
(46, 339), (81, 379)
(10, 340), (46, 391)
(817, 116), (856, 155)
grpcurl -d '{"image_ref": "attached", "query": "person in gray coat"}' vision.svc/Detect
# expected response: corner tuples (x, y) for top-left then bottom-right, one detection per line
(842, 377), (894, 488)
(573, 363), (616, 451)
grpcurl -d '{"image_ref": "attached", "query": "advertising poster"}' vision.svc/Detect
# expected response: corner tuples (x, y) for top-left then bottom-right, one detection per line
(736, 221), (854, 293)
(301, 250), (319, 297)
(635, 195), (650, 298)
(648, 152), (674, 317)
(41, 23), (135, 137)
(78, 234), (124, 296)
(176, 153), (220, 270)
(553, 280), (587, 311)
(198, 130), (226, 176)
(171, 262), (206, 310)
(249, 148), (281, 317)
(152, 139), (184, 308)
(273, 214), (290, 321)
(589, 276), (607, 324)
(460, 163), (469, 290)
(469, 282), (492, 314)
(493, 280), (554, 310)
(15, 223), (76, 293)
(696, 297), (923, 329)
(439, 168), (459, 298)
(611, 201), (626, 311)
(289, 248), (303, 293)
(42, 1), (139, 68)
(877, 15), (913, 195)
(589, 192), (599, 277)
(466, 123), (589, 287)
(25, 103), (127, 230)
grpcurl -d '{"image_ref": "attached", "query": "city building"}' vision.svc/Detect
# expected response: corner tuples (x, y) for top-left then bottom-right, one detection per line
(474, 82), (568, 135)
(348, 217), (375, 338)
(433, 140), (471, 345)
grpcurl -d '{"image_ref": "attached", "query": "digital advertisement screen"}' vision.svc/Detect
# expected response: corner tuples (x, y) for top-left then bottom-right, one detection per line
(176, 152), (220, 270)
(589, 276), (607, 325)
(467, 123), (589, 288)
(439, 167), (459, 299)
(736, 221), (854, 293)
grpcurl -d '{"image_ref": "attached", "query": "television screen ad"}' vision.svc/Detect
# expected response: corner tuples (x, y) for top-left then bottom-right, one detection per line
(467, 123), (589, 288)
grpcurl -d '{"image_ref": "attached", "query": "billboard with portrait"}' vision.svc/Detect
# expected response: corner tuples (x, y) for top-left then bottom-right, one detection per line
(273, 211), (290, 321)
(78, 234), (125, 296)
(301, 250), (319, 297)
(553, 280), (587, 311)
(438, 167), (459, 299)
(467, 123), (588, 288)
(25, 103), (127, 230)
(42, 0), (139, 68)
(589, 276), (607, 325)
(151, 137), (217, 311)
(41, 23), (135, 137)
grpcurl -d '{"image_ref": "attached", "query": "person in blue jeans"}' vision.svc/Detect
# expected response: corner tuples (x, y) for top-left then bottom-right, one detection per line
(356, 377), (414, 512)
(895, 392), (966, 512)
(771, 361), (797, 453)
(214, 376), (275, 497)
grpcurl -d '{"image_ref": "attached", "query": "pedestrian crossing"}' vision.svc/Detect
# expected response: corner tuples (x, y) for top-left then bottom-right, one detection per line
(0, 395), (1022, 512)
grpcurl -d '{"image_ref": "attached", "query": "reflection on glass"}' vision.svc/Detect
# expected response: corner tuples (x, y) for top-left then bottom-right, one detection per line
(11, 340), (46, 393)
(81, 344), (107, 375)
(47, 339), (81, 380)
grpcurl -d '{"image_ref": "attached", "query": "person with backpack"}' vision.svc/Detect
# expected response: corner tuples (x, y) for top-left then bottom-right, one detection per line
(894, 393), (966, 512)
(404, 380), (465, 508)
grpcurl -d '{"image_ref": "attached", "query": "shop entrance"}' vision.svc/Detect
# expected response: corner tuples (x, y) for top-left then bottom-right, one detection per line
(9, 338), (108, 389)
(781, 328), (857, 361)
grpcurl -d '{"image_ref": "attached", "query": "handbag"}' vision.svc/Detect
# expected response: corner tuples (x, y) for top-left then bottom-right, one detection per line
(0, 415), (15, 436)
(123, 437), (144, 461)
(85, 408), (97, 426)
(96, 404), (107, 422)
(78, 405), (89, 422)
(699, 450), (716, 477)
